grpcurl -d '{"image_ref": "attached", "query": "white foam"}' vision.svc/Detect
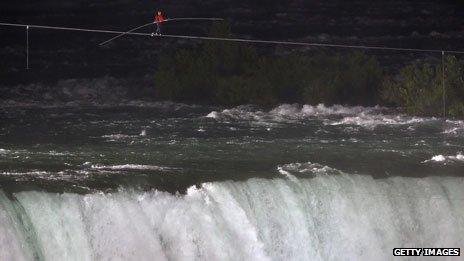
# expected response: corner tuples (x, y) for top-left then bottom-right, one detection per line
(0, 165), (178, 182)
(0, 171), (49, 177)
(443, 119), (464, 135)
(329, 114), (429, 129)
(206, 111), (219, 119)
(209, 104), (377, 120)
(206, 106), (266, 121)
(277, 162), (341, 177)
(276, 166), (298, 182)
(101, 134), (137, 141)
(269, 104), (303, 116)
(268, 104), (374, 117)
(204, 104), (435, 129)
(0, 171), (82, 182)
(423, 153), (464, 164)
(229, 103), (449, 131)
(430, 155), (446, 162)
(45, 151), (74, 156)
(0, 192), (34, 261)
(90, 164), (179, 172)
(0, 149), (73, 157)
(299, 104), (377, 116)
(0, 174), (462, 260)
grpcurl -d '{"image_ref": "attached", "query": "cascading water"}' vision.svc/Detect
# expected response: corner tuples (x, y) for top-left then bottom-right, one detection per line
(1, 171), (463, 260)
(1, 103), (463, 260)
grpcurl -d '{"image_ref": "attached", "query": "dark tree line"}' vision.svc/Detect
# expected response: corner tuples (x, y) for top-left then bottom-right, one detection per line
(155, 22), (464, 117)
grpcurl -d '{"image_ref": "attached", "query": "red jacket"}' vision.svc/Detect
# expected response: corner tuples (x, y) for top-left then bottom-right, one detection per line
(155, 14), (166, 23)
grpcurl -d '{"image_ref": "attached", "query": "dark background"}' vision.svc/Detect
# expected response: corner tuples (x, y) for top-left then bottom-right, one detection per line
(1, 0), (464, 102)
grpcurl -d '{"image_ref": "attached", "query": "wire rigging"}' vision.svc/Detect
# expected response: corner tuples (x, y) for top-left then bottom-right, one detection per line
(442, 51), (446, 120)
(26, 25), (29, 70)
(0, 20), (463, 181)
(1, 21), (464, 54)
(1, 20), (462, 118)
(98, 18), (223, 46)
(99, 22), (155, 46)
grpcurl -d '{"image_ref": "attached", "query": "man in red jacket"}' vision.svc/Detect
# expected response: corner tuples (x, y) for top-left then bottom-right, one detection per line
(153, 11), (166, 36)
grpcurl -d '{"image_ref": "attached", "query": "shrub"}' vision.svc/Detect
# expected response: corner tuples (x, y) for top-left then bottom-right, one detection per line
(155, 22), (258, 103)
(382, 55), (464, 117)
(301, 52), (383, 106)
(155, 23), (384, 107)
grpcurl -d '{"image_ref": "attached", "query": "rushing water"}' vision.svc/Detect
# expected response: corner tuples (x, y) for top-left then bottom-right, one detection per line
(0, 102), (463, 260)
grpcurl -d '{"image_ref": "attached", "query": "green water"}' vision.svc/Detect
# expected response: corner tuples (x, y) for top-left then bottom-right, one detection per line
(1, 103), (462, 193)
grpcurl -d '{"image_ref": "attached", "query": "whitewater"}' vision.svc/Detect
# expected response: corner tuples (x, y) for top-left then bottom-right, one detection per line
(1, 103), (463, 260)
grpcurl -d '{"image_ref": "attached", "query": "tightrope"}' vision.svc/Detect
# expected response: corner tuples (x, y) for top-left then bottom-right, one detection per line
(2, 22), (464, 54)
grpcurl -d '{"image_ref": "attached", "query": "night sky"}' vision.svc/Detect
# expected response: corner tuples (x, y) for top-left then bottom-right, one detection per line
(1, 0), (463, 98)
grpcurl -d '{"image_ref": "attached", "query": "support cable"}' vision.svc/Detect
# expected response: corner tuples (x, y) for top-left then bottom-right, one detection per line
(99, 18), (223, 46)
(1, 22), (464, 54)
(1, 21), (463, 122)
(442, 51), (446, 120)
(26, 25), (29, 70)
